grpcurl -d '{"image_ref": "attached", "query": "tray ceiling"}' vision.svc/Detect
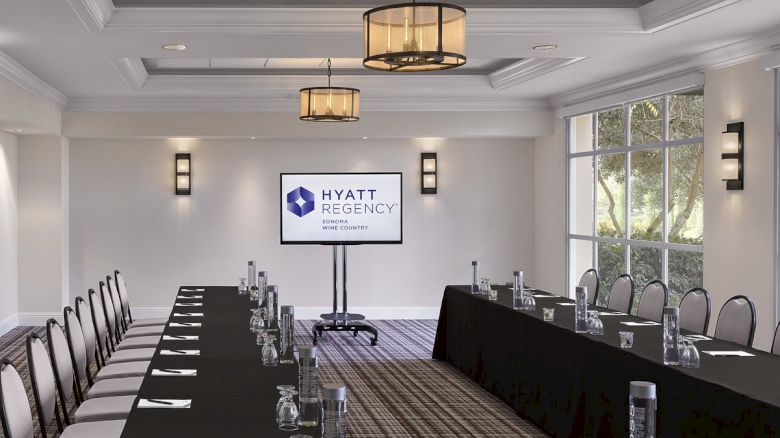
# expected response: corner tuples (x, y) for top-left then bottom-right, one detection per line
(113, 0), (654, 8)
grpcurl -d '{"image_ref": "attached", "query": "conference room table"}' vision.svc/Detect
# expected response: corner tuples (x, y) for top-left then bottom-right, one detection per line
(120, 286), (319, 437)
(432, 285), (780, 436)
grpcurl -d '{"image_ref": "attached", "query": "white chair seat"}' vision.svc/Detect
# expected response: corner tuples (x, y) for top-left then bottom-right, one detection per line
(123, 325), (165, 338)
(74, 395), (136, 422)
(96, 361), (150, 381)
(107, 348), (156, 364)
(116, 335), (160, 350)
(129, 317), (168, 328)
(61, 420), (126, 438)
(87, 377), (143, 399)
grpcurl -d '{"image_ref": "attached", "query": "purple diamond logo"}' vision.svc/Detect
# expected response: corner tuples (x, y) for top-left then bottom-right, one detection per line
(286, 186), (315, 217)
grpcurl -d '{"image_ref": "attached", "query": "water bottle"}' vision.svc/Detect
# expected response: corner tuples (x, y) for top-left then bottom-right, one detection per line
(258, 271), (268, 304)
(575, 286), (588, 333)
(248, 261), (257, 291)
(298, 345), (320, 427)
(629, 381), (656, 438)
(249, 285), (259, 301)
(266, 285), (278, 331)
(512, 271), (523, 310)
(471, 261), (480, 294)
(321, 383), (347, 438)
(663, 306), (680, 365)
(280, 305), (295, 364)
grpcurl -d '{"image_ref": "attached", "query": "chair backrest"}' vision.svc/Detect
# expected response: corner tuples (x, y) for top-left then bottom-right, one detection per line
(607, 274), (635, 314)
(64, 307), (89, 383)
(0, 359), (34, 438)
(578, 269), (600, 306)
(679, 288), (712, 334)
(45, 320), (77, 404)
(75, 297), (98, 367)
(714, 295), (757, 347)
(99, 281), (119, 342)
(26, 334), (59, 433)
(106, 276), (126, 334)
(89, 288), (112, 353)
(773, 322), (780, 355)
(115, 270), (131, 319)
(636, 280), (668, 322)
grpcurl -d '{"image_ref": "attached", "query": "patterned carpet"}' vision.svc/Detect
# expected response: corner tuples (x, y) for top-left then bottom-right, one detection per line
(1, 321), (546, 438)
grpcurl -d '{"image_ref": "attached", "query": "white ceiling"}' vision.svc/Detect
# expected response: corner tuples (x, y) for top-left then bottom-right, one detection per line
(0, 0), (778, 112)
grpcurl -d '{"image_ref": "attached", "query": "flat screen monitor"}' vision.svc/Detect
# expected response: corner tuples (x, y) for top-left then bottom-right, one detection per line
(280, 172), (403, 245)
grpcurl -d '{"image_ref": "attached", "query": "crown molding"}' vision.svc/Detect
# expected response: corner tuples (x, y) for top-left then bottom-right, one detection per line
(489, 57), (586, 90)
(103, 7), (645, 35)
(66, 0), (115, 32)
(64, 96), (550, 112)
(551, 27), (780, 112)
(0, 50), (67, 110)
(639, 0), (741, 32)
(110, 57), (148, 90)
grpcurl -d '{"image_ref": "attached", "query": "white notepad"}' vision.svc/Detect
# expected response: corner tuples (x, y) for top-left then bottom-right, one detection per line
(598, 311), (626, 316)
(180, 288), (205, 292)
(556, 302), (576, 306)
(532, 295), (560, 298)
(173, 312), (204, 317)
(621, 321), (661, 327)
(702, 350), (755, 357)
(176, 302), (203, 307)
(162, 335), (199, 341)
(169, 322), (202, 328)
(151, 369), (197, 377)
(685, 334), (712, 341)
(177, 295), (203, 299)
(138, 399), (192, 409)
(160, 349), (200, 356)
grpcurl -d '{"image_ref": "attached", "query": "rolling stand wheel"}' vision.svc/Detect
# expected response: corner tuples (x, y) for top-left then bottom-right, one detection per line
(370, 337), (378, 346)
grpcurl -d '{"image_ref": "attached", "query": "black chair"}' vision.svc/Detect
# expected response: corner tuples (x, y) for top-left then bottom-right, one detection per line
(578, 269), (600, 306)
(679, 288), (712, 335)
(772, 322), (780, 355)
(607, 274), (635, 314)
(636, 280), (668, 322)
(713, 295), (757, 347)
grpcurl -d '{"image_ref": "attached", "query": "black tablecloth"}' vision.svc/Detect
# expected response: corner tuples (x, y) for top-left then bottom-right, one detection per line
(121, 286), (316, 437)
(432, 285), (780, 437)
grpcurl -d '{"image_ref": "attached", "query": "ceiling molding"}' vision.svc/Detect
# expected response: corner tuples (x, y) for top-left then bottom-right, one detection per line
(64, 96), (551, 112)
(103, 7), (646, 35)
(110, 57), (149, 89)
(639, 0), (741, 32)
(66, 0), (115, 32)
(551, 26), (780, 110)
(489, 57), (586, 90)
(0, 51), (67, 110)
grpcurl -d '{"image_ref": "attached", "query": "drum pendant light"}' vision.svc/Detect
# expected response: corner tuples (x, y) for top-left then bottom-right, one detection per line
(363, 1), (466, 72)
(299, 59), (360, 122)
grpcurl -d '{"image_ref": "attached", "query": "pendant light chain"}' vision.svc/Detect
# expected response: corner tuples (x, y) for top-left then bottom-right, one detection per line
(327, 58), (332, 88)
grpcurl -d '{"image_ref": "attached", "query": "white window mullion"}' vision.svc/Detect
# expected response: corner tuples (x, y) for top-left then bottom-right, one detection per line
(624, 103), (632, 276)
(662, 95), (670, 286)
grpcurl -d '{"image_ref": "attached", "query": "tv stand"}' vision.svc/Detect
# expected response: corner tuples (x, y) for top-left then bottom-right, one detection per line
(312, 245), (379, 346)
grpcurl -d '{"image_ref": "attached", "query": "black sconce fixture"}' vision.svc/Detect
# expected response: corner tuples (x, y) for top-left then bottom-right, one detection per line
(721, 122), (744, 190)
(175, 153), (191, 195)
(421, 152), (437, 194)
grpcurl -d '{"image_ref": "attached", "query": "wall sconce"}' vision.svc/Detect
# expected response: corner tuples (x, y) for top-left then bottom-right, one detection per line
(721, 122), (744, 190)
(175, 153), (191, 195)
(421, 152), (437, 194)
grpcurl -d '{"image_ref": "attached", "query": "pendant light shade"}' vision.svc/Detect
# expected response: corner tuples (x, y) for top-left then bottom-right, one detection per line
(363, 2), (466, 72)
(300, 59), (360, 122)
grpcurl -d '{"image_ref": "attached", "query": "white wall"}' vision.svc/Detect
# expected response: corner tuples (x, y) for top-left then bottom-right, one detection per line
(68, 137), (536, 317)
(533, 119), (567, 296)
(703, 60), (777, 350)
(0, 132), (18, 334)
(18, 135), (69, 321)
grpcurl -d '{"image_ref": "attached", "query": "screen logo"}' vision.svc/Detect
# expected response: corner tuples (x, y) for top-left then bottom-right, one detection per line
(286, 186), (315, 217)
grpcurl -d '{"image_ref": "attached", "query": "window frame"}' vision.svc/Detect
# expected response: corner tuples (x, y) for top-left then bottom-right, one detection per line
(565, 90), (704, 303)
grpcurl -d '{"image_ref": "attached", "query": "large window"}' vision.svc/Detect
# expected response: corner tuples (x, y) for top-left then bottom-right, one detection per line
(567, 90), (704, 311)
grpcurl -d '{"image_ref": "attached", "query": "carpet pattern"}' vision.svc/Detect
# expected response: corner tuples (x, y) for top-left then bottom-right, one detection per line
(1, 321), (546, 437)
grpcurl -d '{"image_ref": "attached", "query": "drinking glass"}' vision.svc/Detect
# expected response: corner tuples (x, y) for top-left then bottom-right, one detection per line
(238, 277), (247, 295)
(522, 294), (536, 311)
(479, 278), (490, 296)
(262, 335), (279, 366)
(619, 331), (634, 348)
(276, 385), (296, 423)
(250, 309), (264, 332)
(681, 337), (700, 368)
(587, 311), (603, 335)
(278, 389), (300, 431)
(543, 308), (555, 321)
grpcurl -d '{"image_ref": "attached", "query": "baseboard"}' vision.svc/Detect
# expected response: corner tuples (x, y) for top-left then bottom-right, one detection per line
(18, 312), (63, 326)
(132, 306), (440, 320)
(0, 314), (20, 337)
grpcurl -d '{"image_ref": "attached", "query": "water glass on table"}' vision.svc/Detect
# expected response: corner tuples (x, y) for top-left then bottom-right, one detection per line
(619, 331), (634, 348)
(278, 389), (300, 431)
(587, 311), (604, 335)
(680, 337), (700, 368)
(543, 307), (555, 322)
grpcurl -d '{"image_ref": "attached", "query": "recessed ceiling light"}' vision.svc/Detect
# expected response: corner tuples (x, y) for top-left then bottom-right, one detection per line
(163, 43), (187, 51)
(362, 137), (369, 140)
(532, 44), (558, 51)
(250, 137), (256, 139)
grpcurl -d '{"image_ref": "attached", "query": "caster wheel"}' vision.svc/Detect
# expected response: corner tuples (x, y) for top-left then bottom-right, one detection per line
(312, 337), (318, 345)
(370, 338), (378, 346)
(353, 331), (359, 337)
